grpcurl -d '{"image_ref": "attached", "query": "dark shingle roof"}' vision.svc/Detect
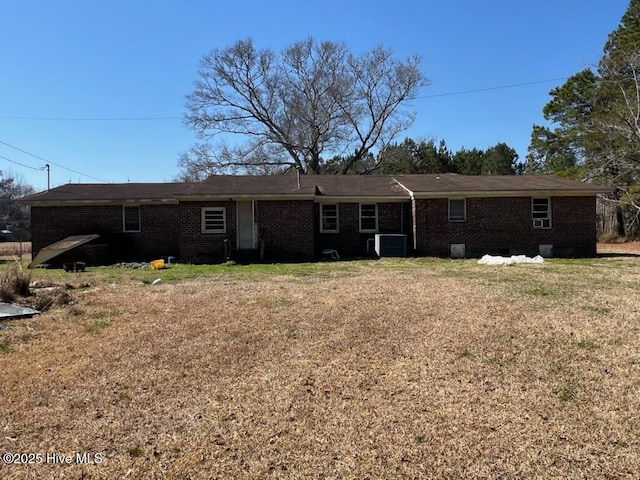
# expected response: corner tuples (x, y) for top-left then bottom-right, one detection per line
(395, 174), (611, 194)
(313, 175), (407, 197)
(187, 175), (316, 196)
(21, 183), (194, 203)
(20, 174), (610, 204)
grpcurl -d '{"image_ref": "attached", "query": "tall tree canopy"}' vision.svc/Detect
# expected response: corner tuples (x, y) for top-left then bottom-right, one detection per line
(180, 38), (427, 178)
(526, 0), (640, 236)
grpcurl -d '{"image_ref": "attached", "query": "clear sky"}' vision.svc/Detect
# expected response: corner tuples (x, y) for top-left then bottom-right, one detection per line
(0, 0), (630, 191)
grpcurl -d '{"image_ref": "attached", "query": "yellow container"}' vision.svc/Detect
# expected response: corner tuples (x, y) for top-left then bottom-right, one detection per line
(151, 259), (165, 270)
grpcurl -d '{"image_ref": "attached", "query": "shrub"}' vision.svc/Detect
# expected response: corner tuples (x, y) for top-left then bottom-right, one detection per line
(0, 264), (30, 302)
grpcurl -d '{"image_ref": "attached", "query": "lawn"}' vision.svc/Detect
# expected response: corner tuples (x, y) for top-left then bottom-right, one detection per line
(0, 255), (639, 479)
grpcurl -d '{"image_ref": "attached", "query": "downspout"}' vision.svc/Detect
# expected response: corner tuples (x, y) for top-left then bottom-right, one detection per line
(392, 177), (417, 252)
(411, 194), (417, 251)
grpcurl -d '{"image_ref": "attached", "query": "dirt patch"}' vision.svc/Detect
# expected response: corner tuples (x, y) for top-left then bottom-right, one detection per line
(0, 260), (639, 478)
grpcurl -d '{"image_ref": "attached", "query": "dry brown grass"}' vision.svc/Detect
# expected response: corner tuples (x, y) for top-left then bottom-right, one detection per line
(1, 258), (639, 479)
(0, 263), (30, 302)
(0, 242), (31, 263)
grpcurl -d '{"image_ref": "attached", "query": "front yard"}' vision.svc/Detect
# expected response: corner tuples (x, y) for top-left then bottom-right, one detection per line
(0, 255), (639, 478)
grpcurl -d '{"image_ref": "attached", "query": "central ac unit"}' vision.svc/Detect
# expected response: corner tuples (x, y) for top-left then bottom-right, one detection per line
(374, 234), (407, 257)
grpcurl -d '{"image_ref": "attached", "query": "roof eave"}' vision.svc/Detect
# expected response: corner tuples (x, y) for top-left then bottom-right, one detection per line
(315, 195), (409, 203)
(412, 189), (611, 198)
(175, 194), (316, 201)
(24, 198), (179, 206)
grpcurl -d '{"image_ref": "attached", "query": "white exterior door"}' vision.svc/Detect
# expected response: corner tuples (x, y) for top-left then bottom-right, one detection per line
(237, 201), (255, 249)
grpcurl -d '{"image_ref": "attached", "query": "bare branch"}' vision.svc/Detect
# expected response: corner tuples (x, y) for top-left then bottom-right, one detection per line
(181, 38), (427, 177)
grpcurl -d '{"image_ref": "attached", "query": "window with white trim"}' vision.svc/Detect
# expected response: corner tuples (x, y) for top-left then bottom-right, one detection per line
(532, 198), (551, 229)
(201, 207), (226, 233)
(123, 205), (140, 232)
(320, 204), (339, 232)
(449, 198), (466, 222)
(359, 204), (378, 232)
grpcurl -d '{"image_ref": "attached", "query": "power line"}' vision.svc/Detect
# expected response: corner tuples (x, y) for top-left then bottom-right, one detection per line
(418, 77), (570, 99)
(0, 153), (47, 171)
(0, 77), (573, 121)
(0, 115), (180, 121)
(0, 139), (108, 183)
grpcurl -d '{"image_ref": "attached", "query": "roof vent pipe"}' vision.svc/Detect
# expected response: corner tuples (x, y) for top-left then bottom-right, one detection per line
(296, 167), (301, 189)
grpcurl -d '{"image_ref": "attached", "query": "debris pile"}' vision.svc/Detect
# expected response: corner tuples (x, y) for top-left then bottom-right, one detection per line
(111, 262), (150, 269)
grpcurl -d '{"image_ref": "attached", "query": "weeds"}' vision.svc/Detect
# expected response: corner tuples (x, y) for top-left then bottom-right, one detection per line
(555, 380), (582, 402)
(84, 320), (112, 334)
(574, 339), (599, 351)
(285, 328), (298, 340)
(127, 447), (143, 458)
(0, 263), (30, 302)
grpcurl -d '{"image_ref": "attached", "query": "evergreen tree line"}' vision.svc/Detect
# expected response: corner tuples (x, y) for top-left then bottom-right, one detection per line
(525, 0), (640, 237)
(320, 139), (521, 175)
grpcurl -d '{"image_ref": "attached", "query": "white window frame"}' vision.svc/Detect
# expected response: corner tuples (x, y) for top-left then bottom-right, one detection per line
(320, 204), (339, 233)
(122, 205), (140, 232)
(359, 203), (378, 233)
(448, 198), (466, 222)
(201, 207), (226, 234)
(532, 198), (551, 229)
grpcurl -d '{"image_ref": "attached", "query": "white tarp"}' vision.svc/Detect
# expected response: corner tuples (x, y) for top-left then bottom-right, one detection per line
(477, 254), (545, 266)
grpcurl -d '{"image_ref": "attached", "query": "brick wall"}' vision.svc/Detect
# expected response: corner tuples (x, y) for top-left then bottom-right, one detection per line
(256, 200), (315, 261)
(178, 201), (235, 263)
(178, 200), (315, 263)
(317, 202), (411, 258)
(414, 196), (597, 257)
(30, 204), (180, 265)
(30, 195), (598, 265)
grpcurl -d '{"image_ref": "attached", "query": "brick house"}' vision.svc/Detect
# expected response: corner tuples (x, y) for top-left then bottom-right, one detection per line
(21, 174), (609, 265)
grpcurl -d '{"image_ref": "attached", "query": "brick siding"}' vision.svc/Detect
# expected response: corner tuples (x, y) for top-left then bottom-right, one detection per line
(30, 204), (180, 265)
(317, 202), (411, 258)
(177, 200), (315, 263)
(256, 200), (315, 262)
(414, 196), (597, 257)
(29, 195), (598, 265)
(178, 201), (236, 263)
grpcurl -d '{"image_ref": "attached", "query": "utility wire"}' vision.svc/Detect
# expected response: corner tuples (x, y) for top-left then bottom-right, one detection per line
(418, 77), (570, 99)
(0, 139), (108, 183)
(0, 154), (47, 171)
(0, 77), (572, 121)
(0, 115), (180, 121)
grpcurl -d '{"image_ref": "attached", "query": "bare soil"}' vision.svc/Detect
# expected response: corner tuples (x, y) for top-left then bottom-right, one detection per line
(0, 258), (639, 479)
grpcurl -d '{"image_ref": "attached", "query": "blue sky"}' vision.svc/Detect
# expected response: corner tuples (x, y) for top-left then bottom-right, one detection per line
(0, 0), (630, 191)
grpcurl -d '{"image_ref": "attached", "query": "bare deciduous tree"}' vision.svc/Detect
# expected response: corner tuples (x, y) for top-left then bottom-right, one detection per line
(180, 38), (427, 177)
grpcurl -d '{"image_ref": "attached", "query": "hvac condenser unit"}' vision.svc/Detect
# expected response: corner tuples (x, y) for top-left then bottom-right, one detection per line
(374, 234), (407, 257)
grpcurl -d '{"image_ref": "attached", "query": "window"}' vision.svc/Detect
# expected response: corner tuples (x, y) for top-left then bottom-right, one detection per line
(320, 204), (339, 232)
(449, 198), (466, 222)
(532, 198), (551, 228)
(123, 206), (140, 232)
(359, 204), (378, 232)
(202, 207), (226, 233)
